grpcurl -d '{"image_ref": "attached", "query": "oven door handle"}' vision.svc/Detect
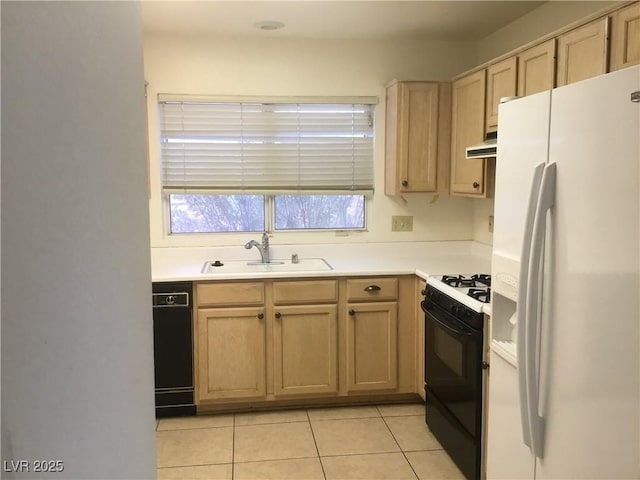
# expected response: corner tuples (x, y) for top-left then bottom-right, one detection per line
(422, 303), (477, 337)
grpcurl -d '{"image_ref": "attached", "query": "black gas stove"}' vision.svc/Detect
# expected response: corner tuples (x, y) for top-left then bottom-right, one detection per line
(422, 273), (490, 480)
(427, 274), (491, 313)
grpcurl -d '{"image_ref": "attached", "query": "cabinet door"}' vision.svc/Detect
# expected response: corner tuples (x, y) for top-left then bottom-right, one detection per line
(610, 2), (640, 71)
(273, 305), (338, 397)
(485, 57), (517, 131)
(451, 70), (487, 196)
(346, 302), (398, 392)
(385, 82), (440, 194)
(556, 18), (609, 87)
(273, 280), (337, 305)
(517, 39), (556, 96)
(197, 307), (266, 401)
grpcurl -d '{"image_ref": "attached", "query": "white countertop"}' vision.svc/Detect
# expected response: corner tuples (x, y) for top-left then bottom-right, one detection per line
(151, 240), (492, 283)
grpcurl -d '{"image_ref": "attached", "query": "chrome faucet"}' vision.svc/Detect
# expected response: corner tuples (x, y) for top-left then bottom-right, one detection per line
(244, 232), (270, 264)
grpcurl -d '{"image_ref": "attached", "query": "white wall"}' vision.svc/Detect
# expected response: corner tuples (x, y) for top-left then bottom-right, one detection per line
(1, 3), (156, 478)
(477, 1), (616, 63)
(472, 198), (496, 246)
(144, 33), (479, 247)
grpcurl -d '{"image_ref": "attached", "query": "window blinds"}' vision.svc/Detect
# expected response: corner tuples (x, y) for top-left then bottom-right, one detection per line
(159, 100), (375, 193)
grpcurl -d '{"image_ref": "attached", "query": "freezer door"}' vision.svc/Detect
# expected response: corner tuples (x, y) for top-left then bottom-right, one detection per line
(535, 66), (640, 478)
(487, 91), (551, 479)
(487, 350), (536, 479)
(492, 91), (551, 301)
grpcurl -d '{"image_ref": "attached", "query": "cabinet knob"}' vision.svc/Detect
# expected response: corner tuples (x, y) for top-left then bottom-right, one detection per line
(257, 312), (264, 320)
(402, 180), (409, 187)
(473, 181), (480, 189)
(275, 312), (281, 319)
(348, 309), (356, 316)
(364, 285), (381, 293)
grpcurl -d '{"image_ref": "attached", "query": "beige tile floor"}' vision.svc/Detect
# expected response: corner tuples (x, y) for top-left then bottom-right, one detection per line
(156, 403), (465, 480)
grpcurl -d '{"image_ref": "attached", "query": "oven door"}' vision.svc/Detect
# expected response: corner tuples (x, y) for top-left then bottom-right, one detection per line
(422, 299), (482, 438)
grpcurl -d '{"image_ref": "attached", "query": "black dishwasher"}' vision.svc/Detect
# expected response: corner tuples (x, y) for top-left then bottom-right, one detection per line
(152, 282), (196, 417)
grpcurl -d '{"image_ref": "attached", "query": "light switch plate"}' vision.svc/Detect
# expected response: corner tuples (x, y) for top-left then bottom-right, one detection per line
(391, 215), (413, 232)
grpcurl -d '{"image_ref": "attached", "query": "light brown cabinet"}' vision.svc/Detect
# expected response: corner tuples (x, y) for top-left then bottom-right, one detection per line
(197, 306), (267, 402)
(517, 39), (556, 96)
(272, 304), (338, 397)
(346, 301), (398, 392)
(195, 282), (268, 403)
(194, 276), (418, 409)
(448, 3), (636, 197)
(272, 280), (338, 397)
(344, 277), (399, 392)
(450, 70), (492, 197)
(384, 81), (451, 195)
(556, 17), (609, 87)
(196, 280), (339, 403)
(485, 57), (517, 132)
(610, 2), (640, 71)
(197, 281), (264, 307)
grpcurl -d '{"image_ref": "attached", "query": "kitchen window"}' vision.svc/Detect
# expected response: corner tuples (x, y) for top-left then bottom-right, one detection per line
(159, 97), (375, 234)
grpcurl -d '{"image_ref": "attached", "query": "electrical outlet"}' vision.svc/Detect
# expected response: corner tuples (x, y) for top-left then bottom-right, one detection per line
(488, 215), (494, 233)
(391, 215), (413, 232)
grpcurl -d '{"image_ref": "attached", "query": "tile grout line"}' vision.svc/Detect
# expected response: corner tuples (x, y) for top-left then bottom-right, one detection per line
(377, 406), (420, 480)
(306, 409), (328, 480)
(231, 413), (236, 480)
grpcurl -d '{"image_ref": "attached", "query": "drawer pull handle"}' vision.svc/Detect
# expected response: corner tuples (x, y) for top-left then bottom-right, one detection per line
(257, 312), (264, 320)
(275, 312), (281, 319)
(473, 181), (480, 189)
(402, 180), (409, 187)
(349, 309), (356, 316)
(364, 285), (381, 292)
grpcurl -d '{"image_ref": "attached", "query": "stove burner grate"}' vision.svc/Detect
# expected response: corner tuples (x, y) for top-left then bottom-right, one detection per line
(468, 288), (491, 303)
(471, 274), (491, 287)
(442, 274), (487, 288)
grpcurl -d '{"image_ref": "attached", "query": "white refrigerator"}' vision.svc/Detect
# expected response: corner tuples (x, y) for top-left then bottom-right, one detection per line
(487, 65), (640, 479)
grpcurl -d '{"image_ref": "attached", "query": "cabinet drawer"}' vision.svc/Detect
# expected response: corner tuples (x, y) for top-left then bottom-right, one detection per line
(346, 278), (398, 302)
(273, 280), (338, 305)
(196, 282), (264, 307)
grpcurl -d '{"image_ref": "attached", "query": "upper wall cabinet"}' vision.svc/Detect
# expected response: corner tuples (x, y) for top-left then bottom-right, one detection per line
(450, 70), (492, 197)
(517, 39), (556, 96)
(556, 17), (609, 87)
(384, 81), (451, 195)
(485, 57), (517, 132)
(610, 2), (640, 71)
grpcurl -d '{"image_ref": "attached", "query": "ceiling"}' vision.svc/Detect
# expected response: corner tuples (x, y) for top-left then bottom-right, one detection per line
(141, 1), (546, 41)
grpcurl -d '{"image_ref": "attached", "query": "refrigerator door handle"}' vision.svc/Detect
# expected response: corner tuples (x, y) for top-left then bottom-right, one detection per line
(525, 161), (556, 459)
(517, 162), (545, 450)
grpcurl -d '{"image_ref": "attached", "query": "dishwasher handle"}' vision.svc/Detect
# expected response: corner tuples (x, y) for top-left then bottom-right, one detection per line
(153, 292), (190, 308)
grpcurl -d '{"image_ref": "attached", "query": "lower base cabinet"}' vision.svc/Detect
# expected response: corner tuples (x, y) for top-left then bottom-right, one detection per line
(194, 276), (417, 409)
(197, 307), (267, 402)
(346, 302), (398, 392)
(273, 304), (338, 397)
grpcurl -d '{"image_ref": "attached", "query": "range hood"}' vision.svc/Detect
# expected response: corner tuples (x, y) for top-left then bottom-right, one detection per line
(465, 131), (497, 159)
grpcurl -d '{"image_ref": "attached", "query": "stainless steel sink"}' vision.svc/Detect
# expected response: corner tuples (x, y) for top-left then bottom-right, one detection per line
(202, 258), (333, 274)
